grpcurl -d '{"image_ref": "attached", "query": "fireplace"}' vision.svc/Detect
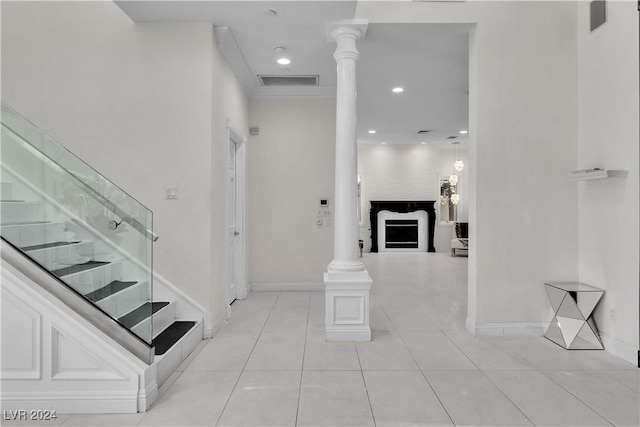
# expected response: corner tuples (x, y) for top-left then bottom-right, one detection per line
(385, 219), (419, 249)
(370, 201), (436, 252)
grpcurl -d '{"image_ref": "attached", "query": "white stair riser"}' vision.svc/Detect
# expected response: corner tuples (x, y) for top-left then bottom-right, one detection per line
(156, 320), (204, 387)
(25, 241), (94, 270)
(1, 222), (67, 247)
(130, 302), (176, 340)
(154, 302), (177, 337)
(1, 201), (41, 223)
(61, 262), (123, 295)
(94, 281), (150, 319)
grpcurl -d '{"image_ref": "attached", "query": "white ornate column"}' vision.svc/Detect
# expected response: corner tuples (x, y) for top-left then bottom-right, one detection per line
(325, 20), (372, 342)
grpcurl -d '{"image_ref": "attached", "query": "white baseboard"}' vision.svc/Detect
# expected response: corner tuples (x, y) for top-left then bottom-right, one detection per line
(250, 282), (325, 292)
(466, 318), (546, 337)
(206, 310), (228, 339)
(600, 334), (639, 366)
(467, 320), (638, 365)
(0, 391), (139, 414)
(138, 380), (158, 412)
(325, 328), (371, 341)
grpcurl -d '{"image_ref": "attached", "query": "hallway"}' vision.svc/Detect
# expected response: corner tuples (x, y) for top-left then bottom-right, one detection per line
(11, 253), (639, 426)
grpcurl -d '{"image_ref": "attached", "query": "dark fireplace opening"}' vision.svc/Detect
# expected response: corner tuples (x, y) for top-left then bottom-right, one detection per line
(385, 219), (419, 249)
(369, 201), (436, 252)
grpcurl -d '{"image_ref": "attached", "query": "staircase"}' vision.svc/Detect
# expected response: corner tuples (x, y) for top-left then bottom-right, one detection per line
(0, 103), (204, 413)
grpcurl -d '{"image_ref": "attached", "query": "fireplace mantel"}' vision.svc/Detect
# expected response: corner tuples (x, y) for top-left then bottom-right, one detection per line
(369, 201), (436, 252)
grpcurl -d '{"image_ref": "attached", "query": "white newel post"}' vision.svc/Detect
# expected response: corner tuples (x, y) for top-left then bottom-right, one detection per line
(325, 20), (372, 342)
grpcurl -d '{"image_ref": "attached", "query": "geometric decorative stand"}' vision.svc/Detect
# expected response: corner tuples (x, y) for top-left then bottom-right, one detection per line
(544, 282), (604, 350)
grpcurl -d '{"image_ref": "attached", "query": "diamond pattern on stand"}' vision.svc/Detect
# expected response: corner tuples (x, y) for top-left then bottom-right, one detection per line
(544, 315), (566, 348)
(556, 297), (585, 321)
(576, 291), (604, 320)
(544, 283), (604, 350)
(557, 316), (585, 347)
(545, 285), (567, 313)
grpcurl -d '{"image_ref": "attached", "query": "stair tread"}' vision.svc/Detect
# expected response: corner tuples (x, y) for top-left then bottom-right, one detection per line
(84, 280), (138, 303)
(22, 240), (81, 251)
(118, 301), (169, 329)
(51, 260), (109, 277)
(153, 321), (197, 356)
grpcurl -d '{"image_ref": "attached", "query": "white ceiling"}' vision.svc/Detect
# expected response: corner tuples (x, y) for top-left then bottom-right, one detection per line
(115, 1), (469, 147)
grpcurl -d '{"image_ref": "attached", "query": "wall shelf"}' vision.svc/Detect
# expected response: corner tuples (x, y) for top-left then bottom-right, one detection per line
(569, 169), (628, 181)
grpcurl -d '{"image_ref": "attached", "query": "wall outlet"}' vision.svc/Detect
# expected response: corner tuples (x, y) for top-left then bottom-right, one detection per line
(608, 308), (616, 321)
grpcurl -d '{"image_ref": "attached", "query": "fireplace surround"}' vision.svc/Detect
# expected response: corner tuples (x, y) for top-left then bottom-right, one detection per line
(369, 201), (436, 252)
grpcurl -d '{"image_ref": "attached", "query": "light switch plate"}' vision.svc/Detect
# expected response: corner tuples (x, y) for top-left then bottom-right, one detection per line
(165, 186), (178, 199)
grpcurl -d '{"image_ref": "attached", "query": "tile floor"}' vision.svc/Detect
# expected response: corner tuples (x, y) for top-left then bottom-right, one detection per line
(5, 253), (639, 427)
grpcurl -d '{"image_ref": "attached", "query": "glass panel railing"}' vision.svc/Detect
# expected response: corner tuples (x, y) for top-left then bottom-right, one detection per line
(0, 103), (154, 344)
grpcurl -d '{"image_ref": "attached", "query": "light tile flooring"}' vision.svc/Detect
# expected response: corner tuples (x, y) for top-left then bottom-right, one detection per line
(6, 253), (639, 427)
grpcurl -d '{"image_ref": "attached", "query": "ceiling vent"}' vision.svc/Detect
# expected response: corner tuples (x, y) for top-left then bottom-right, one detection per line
(416, 130), (432, 135)
(447, 136), (458, 139)
(258, 75), (319, 86)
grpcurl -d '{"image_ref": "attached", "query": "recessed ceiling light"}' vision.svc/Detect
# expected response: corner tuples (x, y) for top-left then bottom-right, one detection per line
(392, 87), (404, 93)
(421, 141), (427, 145)
(277, 57), (291, 65)
(368, 130), (376, 134)
(381, 141), (388, 145)
(459, 130), (468, 134)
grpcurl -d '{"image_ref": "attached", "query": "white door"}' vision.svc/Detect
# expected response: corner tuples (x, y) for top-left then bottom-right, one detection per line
(227, 138), (238, 305)
(227, 125), (247, 305)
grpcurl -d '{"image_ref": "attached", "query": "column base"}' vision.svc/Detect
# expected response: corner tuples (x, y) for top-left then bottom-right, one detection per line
(324, 270), (372, 342)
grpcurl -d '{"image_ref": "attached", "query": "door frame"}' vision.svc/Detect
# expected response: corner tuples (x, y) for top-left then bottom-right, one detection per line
(226, 121), (248, 303)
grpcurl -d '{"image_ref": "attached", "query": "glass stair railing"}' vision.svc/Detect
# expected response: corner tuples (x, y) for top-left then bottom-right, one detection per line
(0, 103), (156, 349)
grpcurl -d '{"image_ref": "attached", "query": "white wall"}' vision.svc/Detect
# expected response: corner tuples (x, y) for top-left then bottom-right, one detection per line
(357, 1), (580, 334)
(210, 32), (250, 322)
(1, 1), (249, 331)
(577, 0), (639, 363)
(248, 98), (335, 285)
(357, 145), (469, 252)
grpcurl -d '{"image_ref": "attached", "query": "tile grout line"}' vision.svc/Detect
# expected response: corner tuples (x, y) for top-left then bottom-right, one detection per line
(418, 370), (457, 427)
(354, 340), (378, 427)
(213, 292), (279, 427)
(294, 292), (311, 427)
(478, 369), (539, 427)
(587, 368), (640, 394)
(538, 369), (616, 427)
(392, 322), (457, 427)
(440, 328), (484, 371)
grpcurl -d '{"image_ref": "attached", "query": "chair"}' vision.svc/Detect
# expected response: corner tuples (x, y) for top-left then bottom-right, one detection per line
(451, 222), (468, 256)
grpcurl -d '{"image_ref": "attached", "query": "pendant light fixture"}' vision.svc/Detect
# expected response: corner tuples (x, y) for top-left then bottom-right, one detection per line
(453, 140), (464, 172)
(449, 140), (461, 206)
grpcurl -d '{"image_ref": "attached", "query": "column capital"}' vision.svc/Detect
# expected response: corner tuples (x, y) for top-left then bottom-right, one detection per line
(329, 20), (368, 63)
(327, 19), (369, 43)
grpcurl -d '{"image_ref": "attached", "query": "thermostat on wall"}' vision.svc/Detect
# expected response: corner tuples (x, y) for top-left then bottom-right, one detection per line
(320, 199), (330, 207)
